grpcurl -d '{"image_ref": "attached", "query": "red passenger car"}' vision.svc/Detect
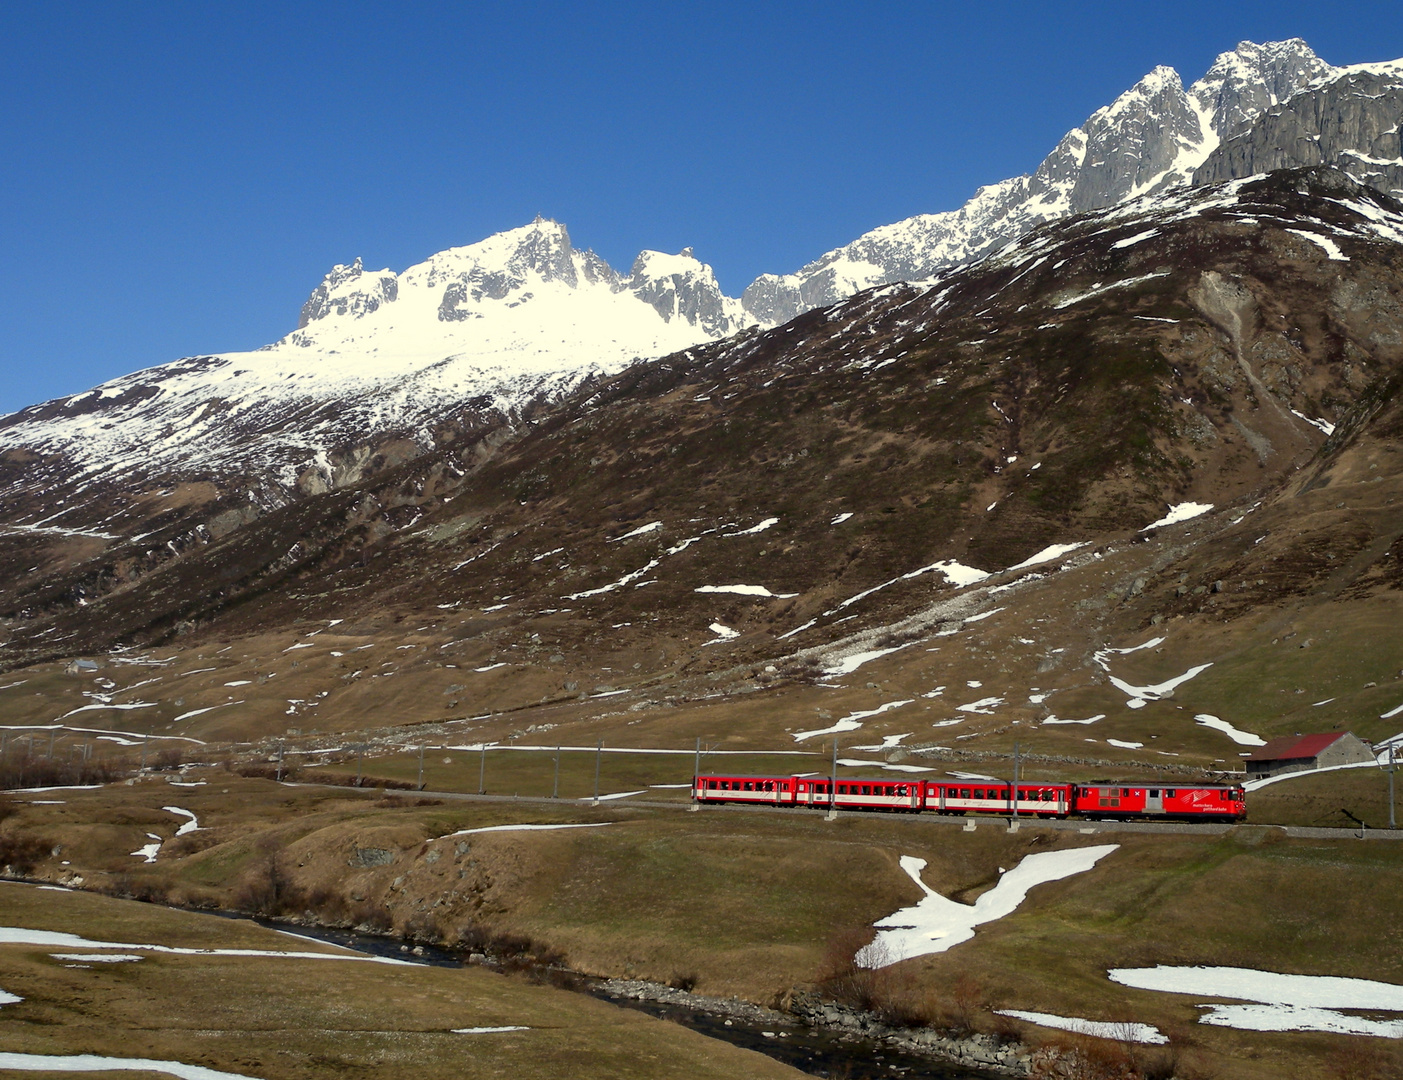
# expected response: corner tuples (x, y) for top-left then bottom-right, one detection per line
(922, 781), (1072, 817)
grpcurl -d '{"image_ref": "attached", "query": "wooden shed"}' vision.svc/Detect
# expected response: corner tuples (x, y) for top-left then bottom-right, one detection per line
(1245, 731), (1377, 780)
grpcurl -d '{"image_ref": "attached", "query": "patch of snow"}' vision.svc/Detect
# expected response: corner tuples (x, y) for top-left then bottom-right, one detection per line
(591, 790), (647, 802)
(996, 1010), (1167, 1044)
(1110, 664), (1212, 708)
(830, 512), (853, 525)
(447, 822), (614, 837)
(957, 697), (1003, 715)
(857, 846), (1118, 966)
(0, 1052), (262, 1080)
(1289, 408), (1336, 436)
(162, 807), (199, 835)
(695, 585), (797, 597)
(726, 517), (779, 537)
(792, 719), (864, 743)
(1285, 229), (1348, 261)
(453, 1026), (529, 1034)
(1108, 965), (1403, 1039)
(1142, 502), (1213, 530)
(609, 521), (662, 541)
(1106, 739), (1144, 750)
(131, 837), (161, 864)
(706, 622), (739, 641)
(50, 953), (142, 963)
(1006, 543), (1087, 573)
(1194, 714), (1265, 746)
(822, 643), (910, 676)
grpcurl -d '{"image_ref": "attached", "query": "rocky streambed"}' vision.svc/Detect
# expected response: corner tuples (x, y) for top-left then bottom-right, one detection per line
(600, 979), (1027, 1079)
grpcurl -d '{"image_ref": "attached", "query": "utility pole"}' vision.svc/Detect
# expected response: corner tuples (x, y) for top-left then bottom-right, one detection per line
(827, 740), (839, 820)
(593, 738), (602, 804)
(276, 742), (284, 783)
(552, 745), (561, 799)
(355, 744), (363, 788)
(417, 743), (425, 791)
(478, 743), (487, 795)
(1390, 744), (1397, 832)
(140, 729), (148, 772)
(1012, 741), (1021, 821)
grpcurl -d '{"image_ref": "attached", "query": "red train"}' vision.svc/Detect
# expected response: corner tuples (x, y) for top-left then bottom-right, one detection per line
(692, 773), (1245, 821)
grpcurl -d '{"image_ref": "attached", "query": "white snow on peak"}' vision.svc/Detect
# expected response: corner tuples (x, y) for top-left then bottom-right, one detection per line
(1, 218), (752, 492)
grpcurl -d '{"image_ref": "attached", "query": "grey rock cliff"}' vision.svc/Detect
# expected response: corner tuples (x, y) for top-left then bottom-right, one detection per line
(1195, 67), (1403, 197)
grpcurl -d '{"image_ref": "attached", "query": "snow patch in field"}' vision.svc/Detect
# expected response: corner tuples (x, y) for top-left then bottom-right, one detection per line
(163, 807), (199, 835)
(1142, 502), (1213, 530)
(1285, 229), (1349, 261)
(1111, 664), (1212, 708)
(1108, 966), (1403, 1038)
(448, 822), (614, 837)
(51, 953), (142, 963)
(1006, 543), (1087, 573)
(705, 622), (739, 642)
(1106, 739), (1144, 750)
(792, 719), (864, 742)
(822, 644), (910, 676)
(0, 925), (411, 966)
(131, 836), (162, 863)
(836, 759), (934, 773)
(0, 1052), (262, 1080)
(695, 585), (797, 597)
(592, 790), (647, 802)
(610, 521), (662, 541)
(453, 1026), (529, 1034)
(830, 512), (853, 525)
(857, 846), (1118, 965)
(996, 1010), (1167, 1044)
(1380, 701), (1403, 720)
(726, 517), (779, 536)
(957, 697), (1003, 715)
(172, 703), (241, 724)
(1290, 408), (1336, 436)
(0, 989), (20, 1006)
(1194, 714), (1265, 746)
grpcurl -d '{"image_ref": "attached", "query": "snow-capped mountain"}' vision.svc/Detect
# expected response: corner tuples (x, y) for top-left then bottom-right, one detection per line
(4, 38), (1400, 527)
(0, 219), (748, 498)
(739, 40), (1337, 325)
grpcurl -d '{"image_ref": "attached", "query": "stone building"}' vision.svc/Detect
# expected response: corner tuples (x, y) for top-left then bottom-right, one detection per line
(1245, 731), (1377, 780)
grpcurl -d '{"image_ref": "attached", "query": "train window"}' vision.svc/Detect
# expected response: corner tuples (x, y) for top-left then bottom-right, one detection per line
(1121, 788), (1130, 797)
(859, 785), (869, 796)
(743, 782), (753, 791)
(960, 789), (971, 799)
(1165, 789), (1176, 797)
(1149, 789), (1159, 798)
(838, 784), (848, 795)
(708, 780), (717, 790)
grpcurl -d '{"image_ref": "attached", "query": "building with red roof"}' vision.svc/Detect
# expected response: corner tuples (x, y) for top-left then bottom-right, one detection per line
(1245, 731), (1377, 779)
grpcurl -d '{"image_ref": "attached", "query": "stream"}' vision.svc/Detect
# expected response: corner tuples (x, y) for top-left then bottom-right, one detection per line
(257, 918), (1003, 1080)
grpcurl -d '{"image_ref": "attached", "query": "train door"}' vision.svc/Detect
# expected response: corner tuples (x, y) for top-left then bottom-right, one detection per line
(1146, 789), (1164, 814)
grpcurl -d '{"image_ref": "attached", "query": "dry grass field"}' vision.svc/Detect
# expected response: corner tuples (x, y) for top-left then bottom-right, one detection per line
(2, 774), (1401, 1079)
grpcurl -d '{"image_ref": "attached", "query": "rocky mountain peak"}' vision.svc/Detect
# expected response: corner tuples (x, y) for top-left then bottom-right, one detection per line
(297, 256), (399, 328)
(1191, 38), (1336, 142)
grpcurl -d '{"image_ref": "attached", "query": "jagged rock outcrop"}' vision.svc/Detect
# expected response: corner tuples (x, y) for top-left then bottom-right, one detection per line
(1196, 64), (1403, 196)
(739, 39), (1336, 327)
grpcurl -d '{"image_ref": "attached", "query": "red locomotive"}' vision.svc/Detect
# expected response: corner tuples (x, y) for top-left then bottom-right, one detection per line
(692, 773), (1245, 822)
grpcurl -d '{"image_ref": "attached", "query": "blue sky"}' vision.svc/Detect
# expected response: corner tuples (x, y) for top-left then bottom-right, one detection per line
(1, 1), (1399, 414)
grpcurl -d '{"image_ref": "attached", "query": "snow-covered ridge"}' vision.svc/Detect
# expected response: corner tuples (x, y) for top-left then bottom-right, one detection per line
(0, 218), (751, 494)
(739, 39), (1339, 326)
